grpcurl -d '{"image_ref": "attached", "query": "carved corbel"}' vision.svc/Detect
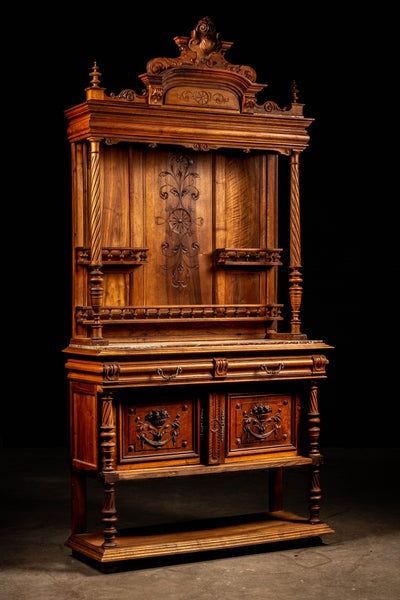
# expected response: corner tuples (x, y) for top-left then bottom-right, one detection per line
(149, 85), (164, 104)
(312, 355), (329, 374)
(102, 362), (121, 381)
(213, 358), (229, 378)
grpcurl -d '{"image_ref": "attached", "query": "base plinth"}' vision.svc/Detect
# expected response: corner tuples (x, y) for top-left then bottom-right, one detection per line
(66, 511), (334, 565)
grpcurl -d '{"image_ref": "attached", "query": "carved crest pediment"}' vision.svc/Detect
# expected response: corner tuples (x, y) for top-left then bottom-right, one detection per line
(145, 17), (257, 80)
(138, 17), (266, 112)
(90, 17), (304, 118)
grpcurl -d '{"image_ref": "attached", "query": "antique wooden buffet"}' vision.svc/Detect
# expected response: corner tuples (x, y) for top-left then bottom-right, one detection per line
(63, 17), (334, 568)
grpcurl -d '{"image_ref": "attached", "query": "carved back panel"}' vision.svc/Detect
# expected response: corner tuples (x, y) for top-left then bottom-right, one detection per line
(72, 143), (281, 341)
(66, 16), (312, 344)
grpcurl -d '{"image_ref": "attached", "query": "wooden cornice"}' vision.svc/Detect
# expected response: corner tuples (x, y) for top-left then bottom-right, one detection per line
(65, 99), (312, 153)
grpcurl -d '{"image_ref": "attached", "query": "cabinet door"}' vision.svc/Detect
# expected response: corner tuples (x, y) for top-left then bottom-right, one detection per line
(226, 392), (300, 460)
(119, 392), (200, 466)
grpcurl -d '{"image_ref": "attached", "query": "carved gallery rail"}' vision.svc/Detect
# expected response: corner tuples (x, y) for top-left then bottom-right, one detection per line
(76, 304), (283, 324)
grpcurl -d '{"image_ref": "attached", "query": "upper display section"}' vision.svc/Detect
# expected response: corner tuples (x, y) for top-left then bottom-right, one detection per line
(65, 16), (316, 346)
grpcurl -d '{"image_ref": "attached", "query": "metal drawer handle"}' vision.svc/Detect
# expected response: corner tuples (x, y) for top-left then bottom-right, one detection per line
(156, 366), (183, 381)
(260, 362), (284, 375)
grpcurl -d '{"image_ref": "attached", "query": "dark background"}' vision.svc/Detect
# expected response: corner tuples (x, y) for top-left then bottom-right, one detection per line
(5, 6), (397, 449)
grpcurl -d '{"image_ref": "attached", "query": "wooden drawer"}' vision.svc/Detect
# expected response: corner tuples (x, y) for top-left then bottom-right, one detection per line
(226, 392), (300, 459)
(65, 352), (328, 387)
(118, 392), (201, 467)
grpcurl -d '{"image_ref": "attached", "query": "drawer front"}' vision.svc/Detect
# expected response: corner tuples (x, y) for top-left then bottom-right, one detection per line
(226, 392), (300, 458)
(66, 353), (328, 387)
(119, 394), (200, 465)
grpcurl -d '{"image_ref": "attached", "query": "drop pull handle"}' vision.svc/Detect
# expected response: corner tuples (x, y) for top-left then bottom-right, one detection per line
(156, 366), (183, 381)
(260, 362), (284, 375)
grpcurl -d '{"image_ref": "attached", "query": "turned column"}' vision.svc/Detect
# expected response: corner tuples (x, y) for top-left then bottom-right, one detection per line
(71, 470), (87, 534)
(308, 382), (323, 524)
(100, 392), (118, 548)
(289, 150), (304, 337)
(88, 136), (104, 342)
(269, 468), (283, 512)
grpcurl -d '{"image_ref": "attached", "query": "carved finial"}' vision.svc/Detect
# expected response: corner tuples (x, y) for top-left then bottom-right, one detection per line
(291, 80), (299, 104)
(89, 62), (102, 88)
(86, 62), (106, 100)
(188, 16), (221, 61)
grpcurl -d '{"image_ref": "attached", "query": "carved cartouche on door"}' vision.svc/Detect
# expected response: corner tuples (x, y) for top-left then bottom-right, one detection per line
(242, 403), (286, 442)
(136, 408), (182, 450)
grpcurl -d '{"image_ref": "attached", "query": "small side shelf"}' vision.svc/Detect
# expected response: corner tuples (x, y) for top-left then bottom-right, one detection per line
(76, 247), (148, 266)
(215, 248), (282, 267)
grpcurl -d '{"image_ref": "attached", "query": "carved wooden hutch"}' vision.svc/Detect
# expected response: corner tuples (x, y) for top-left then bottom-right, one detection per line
(63, 17), (333, 568)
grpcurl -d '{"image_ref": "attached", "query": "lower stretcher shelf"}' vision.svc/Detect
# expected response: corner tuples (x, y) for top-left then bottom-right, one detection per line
(65, 511), (334, 563)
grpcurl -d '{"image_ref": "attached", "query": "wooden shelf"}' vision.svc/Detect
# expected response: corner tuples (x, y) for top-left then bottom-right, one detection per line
(112, 455), (313, 482)
(65, 511), (334, 564)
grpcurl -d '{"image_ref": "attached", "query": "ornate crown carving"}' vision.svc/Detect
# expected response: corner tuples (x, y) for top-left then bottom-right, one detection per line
(106, 17), (303, 117)
(145, 16), (257, 82)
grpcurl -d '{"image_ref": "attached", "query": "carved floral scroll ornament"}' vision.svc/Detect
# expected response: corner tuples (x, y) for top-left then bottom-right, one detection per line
(156, 154), (203, 289)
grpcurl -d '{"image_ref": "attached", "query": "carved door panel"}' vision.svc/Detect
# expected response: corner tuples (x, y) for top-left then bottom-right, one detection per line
(119, 393), (200, 465)
(225, 392), (300, 460)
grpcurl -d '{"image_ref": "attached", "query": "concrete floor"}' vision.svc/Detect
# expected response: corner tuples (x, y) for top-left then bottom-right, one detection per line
(1, 447), (399, 600)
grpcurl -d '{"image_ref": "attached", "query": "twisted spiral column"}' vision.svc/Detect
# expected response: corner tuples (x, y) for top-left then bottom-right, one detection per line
(88, 137), (104, 341)
(308, 383), (320, 458)
(100, 393), (116, 473)
(289, 151), (303, 335)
